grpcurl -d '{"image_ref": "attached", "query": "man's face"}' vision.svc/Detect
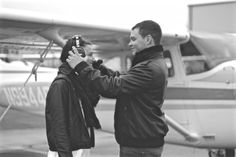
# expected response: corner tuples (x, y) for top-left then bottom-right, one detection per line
(128, 28), (147, 55)
(83, 45), (94, 57)
(83, 45), (95, 63)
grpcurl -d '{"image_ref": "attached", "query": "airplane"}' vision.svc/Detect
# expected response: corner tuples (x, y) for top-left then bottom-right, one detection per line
(1, 5), (236, 157)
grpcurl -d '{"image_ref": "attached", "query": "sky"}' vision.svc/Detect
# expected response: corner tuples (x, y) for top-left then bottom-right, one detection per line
(1, 0), (233, 32)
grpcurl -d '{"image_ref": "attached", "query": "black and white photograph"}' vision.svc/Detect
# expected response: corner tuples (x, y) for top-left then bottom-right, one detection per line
(0, 0), (236, 156)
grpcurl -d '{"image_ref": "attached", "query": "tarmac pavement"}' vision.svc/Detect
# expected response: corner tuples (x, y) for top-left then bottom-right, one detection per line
(0, 106), (208, 157)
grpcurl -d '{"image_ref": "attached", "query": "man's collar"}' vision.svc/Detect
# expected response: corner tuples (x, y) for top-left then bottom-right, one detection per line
(137, 45), (163, 55)
(132, 45), (164, 66)
(58, 62), (73, 75)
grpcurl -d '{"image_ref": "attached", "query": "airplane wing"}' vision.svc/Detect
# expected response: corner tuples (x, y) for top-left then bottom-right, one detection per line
(0, 8), (130, 53)
(0, 8), (188, 54)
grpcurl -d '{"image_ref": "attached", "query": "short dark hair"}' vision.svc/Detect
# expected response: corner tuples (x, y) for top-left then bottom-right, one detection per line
(60, 37), (92, 62)
(132, 20), (162, 45)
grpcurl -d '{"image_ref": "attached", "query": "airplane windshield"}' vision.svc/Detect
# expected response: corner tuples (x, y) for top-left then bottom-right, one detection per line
(180, 32), (236, 75)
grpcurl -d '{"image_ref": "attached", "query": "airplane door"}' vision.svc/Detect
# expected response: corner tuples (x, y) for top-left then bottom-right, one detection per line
(163, 46), (192, 142)
(231, 66), (236, 98)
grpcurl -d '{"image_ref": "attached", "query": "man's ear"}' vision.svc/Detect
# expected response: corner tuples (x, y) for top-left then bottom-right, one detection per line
(145, 35), (154, 46)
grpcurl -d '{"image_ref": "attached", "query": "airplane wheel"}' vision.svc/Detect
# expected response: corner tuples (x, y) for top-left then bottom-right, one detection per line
(208, 149), (235, 157)
(225, 149), (235, 157)
(208, 149), (224, 157)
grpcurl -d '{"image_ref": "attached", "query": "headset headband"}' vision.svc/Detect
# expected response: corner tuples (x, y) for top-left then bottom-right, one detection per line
(72, 35), (81, 48)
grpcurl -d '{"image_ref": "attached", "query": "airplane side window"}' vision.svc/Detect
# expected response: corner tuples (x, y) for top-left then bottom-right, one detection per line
(180, 40), (210, 75)
(163, 50), (174, 77)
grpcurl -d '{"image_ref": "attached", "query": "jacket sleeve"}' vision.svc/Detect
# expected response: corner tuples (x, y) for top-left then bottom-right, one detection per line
(97, 64), (120, 77)
(46, 79), (72, 153)
(92, 59), (120, 77)
(74, 61), (154, 97)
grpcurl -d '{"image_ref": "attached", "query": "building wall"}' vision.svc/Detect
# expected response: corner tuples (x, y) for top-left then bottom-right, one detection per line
(188, 1), (236, 33)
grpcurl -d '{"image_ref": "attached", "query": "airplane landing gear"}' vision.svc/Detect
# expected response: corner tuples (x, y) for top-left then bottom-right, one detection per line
(208, 149), (235, 157)
(208, 149), (224, 157)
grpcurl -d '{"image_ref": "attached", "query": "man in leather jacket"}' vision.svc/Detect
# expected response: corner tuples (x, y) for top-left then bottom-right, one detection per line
(66, 20), (169, 157)
(45, 37), (101, 157)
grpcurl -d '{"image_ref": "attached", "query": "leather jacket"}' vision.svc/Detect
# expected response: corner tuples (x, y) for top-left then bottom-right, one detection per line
(45, 63), (101, 153)
(75, 45), (169, 148)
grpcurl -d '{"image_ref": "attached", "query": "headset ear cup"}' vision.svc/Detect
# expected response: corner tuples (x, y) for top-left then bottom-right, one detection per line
(77, 47), (86, 57)
(72, 35), (86, 58)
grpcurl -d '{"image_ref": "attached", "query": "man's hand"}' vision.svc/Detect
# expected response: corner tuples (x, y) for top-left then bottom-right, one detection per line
(66, 46), (84, 68)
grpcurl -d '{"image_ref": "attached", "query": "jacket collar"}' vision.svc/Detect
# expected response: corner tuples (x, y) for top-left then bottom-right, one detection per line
(58, 62), (73, 75)
(132, 45), (164, 66)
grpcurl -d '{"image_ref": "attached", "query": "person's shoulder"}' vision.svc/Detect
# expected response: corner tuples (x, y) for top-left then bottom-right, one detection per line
(143, 59), (167, 76)
(134, 60), (152, 67)
(148, 57), (166, 66)
(51, 74), (71, 87)
(138, 59), (158, 69)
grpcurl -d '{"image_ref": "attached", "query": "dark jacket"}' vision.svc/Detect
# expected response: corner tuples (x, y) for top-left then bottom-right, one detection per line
(75, 45), (169, 148)
(45, 63), (101, 153)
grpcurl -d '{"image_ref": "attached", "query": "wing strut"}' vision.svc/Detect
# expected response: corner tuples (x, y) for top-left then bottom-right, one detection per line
(24, 40), (54, 84)
(165, 114), (200, 142)
(38, 28), (65, 47)
(0, 40), (54, 122)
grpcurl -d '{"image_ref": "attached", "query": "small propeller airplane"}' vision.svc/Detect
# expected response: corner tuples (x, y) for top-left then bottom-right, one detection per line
(0, 3), (236, 157)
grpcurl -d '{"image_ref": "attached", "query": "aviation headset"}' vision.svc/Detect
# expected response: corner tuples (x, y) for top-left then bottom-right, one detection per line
(72, 35), (86, 58)
(72, 35), (104, 68)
